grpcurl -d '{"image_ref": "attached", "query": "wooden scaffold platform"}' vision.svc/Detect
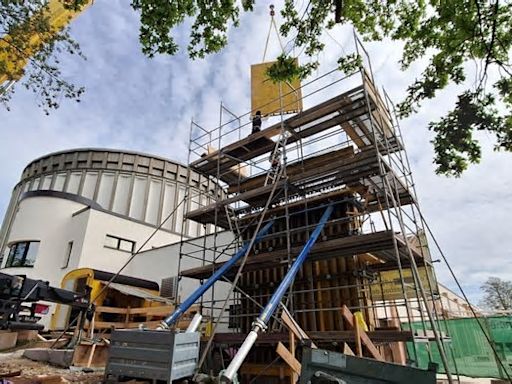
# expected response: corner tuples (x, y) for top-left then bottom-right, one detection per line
(175, 44), (449, 383)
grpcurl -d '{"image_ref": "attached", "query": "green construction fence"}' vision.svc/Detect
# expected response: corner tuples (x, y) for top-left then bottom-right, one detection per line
(404, 316), (512, 379)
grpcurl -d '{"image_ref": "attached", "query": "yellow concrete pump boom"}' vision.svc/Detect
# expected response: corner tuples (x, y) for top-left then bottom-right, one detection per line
(0, 0), (92, 91)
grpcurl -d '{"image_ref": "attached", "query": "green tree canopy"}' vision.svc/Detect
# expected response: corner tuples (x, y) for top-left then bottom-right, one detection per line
(0, 0), (88, 114)
(2, 1), (512, 175)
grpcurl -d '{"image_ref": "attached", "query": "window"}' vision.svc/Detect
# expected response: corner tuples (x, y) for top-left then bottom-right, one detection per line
(160, 276), (178, 301)
(104, 235), (135, 253)
(62, 241), (73, 269)
(5, 241), (40, 268)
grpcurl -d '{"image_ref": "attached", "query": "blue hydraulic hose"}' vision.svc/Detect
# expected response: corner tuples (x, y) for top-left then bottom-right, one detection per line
(162, 220), (274, 327)
(219, 204), (334, 383)
(259, 204), (333, 323)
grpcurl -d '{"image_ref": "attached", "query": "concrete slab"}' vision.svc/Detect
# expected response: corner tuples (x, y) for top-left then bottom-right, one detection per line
(17, 330), (39, 342)
(23, 348), (74, 368)
(0, 331), (18, 350)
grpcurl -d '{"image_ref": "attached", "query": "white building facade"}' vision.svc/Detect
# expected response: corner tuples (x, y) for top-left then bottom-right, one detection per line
(0, 148), (221, 325)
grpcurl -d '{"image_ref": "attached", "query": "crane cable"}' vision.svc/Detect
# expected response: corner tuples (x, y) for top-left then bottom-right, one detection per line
(262, 4), (284, 62)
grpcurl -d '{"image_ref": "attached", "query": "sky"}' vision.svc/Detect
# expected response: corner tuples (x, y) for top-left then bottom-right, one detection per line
(1, 0), (511, 305)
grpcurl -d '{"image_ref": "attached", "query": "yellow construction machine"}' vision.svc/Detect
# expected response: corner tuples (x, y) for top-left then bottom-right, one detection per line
(0, 0), (92, 93)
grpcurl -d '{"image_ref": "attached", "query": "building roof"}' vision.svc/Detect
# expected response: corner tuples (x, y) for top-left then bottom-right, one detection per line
(25, 147), (188, 172)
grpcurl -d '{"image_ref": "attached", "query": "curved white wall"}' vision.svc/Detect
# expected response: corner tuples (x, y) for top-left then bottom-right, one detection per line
(11, 149), (219, 236)
(0, 148), (222, 329)
(2, 195), (180, 285)
(1, 195), (181, 328)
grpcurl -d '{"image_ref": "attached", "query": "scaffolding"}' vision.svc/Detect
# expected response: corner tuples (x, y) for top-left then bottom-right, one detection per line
(174, 34), (454, 383)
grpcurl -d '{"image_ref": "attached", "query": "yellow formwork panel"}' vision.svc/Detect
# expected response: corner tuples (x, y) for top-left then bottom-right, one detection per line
(370, 266), (438, 301)
(0, 0), (92, 83)
(250, 60), (303, 117)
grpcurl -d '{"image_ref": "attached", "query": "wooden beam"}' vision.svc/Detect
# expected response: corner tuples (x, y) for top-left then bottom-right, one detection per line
(228, 146), (355, 194)
(181, 230), (407, 279)
(276, 342), (302, 375)
(341, 305), (384, 361)
(210, 330), (413, 344)
(281, 310), (317, 349)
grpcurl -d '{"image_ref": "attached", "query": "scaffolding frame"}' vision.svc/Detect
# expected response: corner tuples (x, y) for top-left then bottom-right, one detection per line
(174, 34), (455, 383)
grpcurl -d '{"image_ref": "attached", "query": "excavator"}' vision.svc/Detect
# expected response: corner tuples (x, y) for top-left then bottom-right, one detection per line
(1, 3), (439, 383)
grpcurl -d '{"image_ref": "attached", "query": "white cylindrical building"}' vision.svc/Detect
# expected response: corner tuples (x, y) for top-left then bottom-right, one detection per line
(0, 148), (220, 326)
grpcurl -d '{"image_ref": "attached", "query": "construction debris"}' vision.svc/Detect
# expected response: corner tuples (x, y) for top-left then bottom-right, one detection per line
(0, 355), (102, 383)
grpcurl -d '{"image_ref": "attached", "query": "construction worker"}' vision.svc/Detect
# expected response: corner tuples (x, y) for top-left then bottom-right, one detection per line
(252, 110), (262, 134)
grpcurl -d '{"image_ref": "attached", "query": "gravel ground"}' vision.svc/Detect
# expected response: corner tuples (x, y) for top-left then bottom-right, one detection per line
(0, 352), (103, 383)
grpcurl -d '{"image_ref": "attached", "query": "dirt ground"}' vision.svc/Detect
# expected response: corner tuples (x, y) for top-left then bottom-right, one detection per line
(0, 353), (103, 384)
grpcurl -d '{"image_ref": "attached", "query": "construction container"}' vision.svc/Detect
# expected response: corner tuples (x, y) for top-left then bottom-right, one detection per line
(105, 329), (200, 383)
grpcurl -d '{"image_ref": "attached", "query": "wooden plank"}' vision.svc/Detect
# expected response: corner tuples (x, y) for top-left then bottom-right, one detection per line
(341, 305), (384, 361)
(90, 319), (190, 330)
(315, 261), (325, 332)
(129, 305), (174, 315)
(228, 146), (355, 194)
(211, 330), (413, 344)
(192, 88), (369, 177)
(72, 344), (109, 367)
(281, 310), (317, 348)
(288, 328), (297, 384)
(389, 304), (407, 365)
(94, 306), (128, 314)
(181, 230), (399, 279)
(91, 321), (126, 329)
(86, 343), (96, 368)
(276, 342), (301, 375)
(12, 375), (71, 383)
(191, 86), (364, 170)
(342, 121), (366, 148)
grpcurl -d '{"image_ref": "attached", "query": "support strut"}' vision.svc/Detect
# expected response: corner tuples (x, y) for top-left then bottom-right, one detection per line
(160, 220), (274, 328)
(220, 204), (334, 383)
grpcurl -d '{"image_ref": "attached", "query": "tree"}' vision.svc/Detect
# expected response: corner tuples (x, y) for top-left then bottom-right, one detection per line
(3, 1), (512, 176)
(0, 0), (87, 114)
(481, 277), (512, 311)
(130, 0), (512, 176)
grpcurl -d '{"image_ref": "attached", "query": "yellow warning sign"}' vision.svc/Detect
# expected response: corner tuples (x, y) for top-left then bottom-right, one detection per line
(250, 60), (303, 117)
(370, 267), (438, 301)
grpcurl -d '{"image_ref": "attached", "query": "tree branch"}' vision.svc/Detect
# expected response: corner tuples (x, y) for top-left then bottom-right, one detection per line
(477, 0), (499, 91)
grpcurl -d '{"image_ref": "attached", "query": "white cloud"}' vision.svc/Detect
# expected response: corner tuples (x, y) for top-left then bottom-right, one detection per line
(0, 1), (511, 304)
